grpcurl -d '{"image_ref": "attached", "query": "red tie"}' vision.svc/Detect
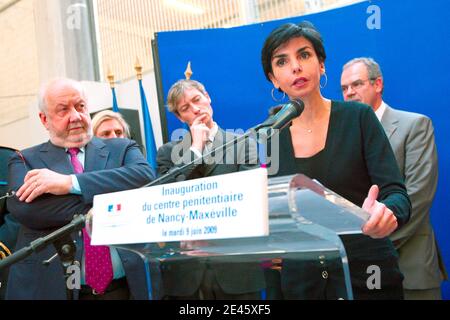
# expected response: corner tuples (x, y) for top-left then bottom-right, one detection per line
(68, 148), (113, 294)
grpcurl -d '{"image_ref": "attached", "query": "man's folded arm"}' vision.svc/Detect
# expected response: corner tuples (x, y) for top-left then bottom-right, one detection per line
(77, 141), (155, 203)
(7, 193), (91, 230)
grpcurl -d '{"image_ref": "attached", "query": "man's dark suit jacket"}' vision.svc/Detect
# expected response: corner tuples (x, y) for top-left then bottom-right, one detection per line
(156, 128), (266, 297)
(1, 146), (19, 253)
(1, 191), (20, 300)
(1, 146), (20, 299)
(6, 137), (155, 300)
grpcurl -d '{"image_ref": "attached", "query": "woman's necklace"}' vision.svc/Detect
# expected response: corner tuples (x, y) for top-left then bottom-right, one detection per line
(296, 121), (314, 133)
(300, 101), (331, 133)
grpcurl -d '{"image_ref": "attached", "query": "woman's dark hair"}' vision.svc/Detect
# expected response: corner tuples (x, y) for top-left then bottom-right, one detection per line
(261, 21), (326, 82)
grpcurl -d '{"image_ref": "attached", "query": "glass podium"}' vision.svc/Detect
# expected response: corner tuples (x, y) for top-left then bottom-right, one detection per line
(88, 174), (369, 300)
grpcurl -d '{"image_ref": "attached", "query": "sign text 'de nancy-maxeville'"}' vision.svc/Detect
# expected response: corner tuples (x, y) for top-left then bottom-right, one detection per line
(91, 168), (269, 245)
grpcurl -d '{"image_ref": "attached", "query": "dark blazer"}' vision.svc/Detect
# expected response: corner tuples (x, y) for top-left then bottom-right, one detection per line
(156, 128), (265, 296)
(1, 146), (20, 299)
(0, 211), (20, 300)
(6, 137), (155, 300)
(1, 146), (19, 254)
(0, 214), (19, 255)
(157, 128), (259, 180)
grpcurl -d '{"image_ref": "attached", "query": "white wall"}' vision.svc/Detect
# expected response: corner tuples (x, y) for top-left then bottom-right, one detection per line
(0, 0), (163, 152)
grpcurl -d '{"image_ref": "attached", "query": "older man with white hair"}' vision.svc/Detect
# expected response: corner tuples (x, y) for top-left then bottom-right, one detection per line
(6, 78), (155, 300)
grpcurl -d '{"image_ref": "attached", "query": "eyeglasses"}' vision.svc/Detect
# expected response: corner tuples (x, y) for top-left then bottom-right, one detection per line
(341, 78), (376, 93)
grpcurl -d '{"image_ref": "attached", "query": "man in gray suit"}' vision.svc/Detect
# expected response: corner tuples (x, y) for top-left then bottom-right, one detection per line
(341, 57), (447, 299)
(6, 78), (155, 299)
(157, 79), (265, 299)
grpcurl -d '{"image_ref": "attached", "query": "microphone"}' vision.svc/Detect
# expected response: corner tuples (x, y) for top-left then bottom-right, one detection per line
(143, 99), (304, 187)
(254, 99), (304, 130)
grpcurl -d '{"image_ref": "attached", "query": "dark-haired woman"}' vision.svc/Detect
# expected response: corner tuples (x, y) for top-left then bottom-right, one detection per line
(261, 22), (410, 299)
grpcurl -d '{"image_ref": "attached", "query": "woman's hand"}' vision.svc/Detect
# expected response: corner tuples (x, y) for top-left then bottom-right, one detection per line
(362, 185), (398, 239)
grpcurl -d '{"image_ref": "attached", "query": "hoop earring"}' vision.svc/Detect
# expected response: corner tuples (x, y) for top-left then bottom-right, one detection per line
(271, 88), (286, 102)
(320, 73), (328, 89)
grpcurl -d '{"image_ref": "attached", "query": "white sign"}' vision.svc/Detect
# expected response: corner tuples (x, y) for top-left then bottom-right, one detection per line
(91, 168), (268, 245)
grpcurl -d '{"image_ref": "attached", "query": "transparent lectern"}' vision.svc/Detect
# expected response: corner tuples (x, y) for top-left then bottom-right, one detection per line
(90, 174), (369, 300)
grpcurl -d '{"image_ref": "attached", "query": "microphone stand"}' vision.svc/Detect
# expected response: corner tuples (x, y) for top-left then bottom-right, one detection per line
(143, 124), (272, 188)
(0, 214), (85, 300)
(143, 99), (303, 187)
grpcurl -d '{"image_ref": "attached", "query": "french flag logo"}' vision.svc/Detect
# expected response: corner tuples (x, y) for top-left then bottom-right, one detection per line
(107, 204), (122, 213)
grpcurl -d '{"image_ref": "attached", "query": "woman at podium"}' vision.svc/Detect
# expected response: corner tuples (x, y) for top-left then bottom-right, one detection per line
(260, 21), (410, 299)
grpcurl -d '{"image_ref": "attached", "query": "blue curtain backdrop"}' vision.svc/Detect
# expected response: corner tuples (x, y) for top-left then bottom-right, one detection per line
(155, 0), (450, 298)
